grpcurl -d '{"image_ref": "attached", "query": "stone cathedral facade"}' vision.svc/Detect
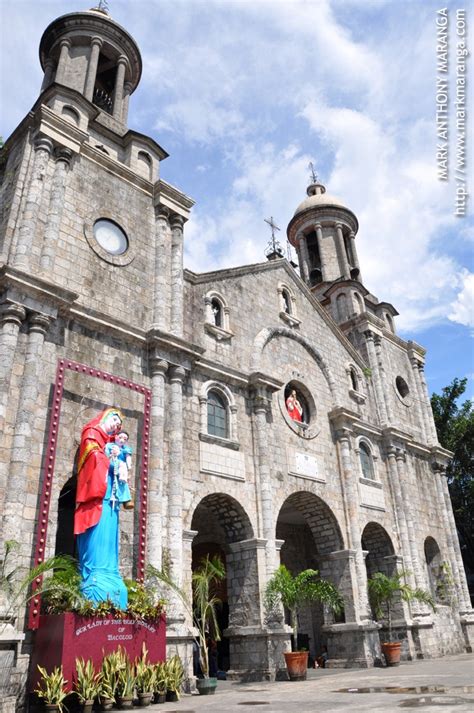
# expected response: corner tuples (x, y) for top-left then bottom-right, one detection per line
(1, 6), (473, 694)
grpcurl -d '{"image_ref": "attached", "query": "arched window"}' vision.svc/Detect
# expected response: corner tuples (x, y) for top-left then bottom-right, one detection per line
(336, 293), (348, 322)
(282, 290), (291, 315)
(211, 298), (222, 327)
(359, 442), (375, 480)
(284, 382), (310, 424)
(207, 390), (228, 438)
(353, 292), (363, 315)
(350, 367), (358, 391)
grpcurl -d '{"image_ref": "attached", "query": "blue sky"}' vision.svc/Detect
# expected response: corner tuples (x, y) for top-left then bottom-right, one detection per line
(1, 0), (472, 400)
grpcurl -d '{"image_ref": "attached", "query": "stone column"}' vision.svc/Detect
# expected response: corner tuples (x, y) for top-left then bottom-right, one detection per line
(147, 358), (168, 571)
(439, 472), (472, 611)
(167, 366), (185, 587)
(349, 231), (361, 279)
(314, 223), (326, 280)
(374, 335), (392, 421)
(13, 136), (53, 270)
(40, 147), (72, 272)
(385, 447), (415, 588)
(84, 36), (103, 101)
(2, 313), (52, 552)
(54, 39), (72, 86)
(417, 363), (438, 445)
(153, 206), (171, 330)
(297, 234), (310, 283)
(335, 428), (371, 620)
(0, 304), (26, 429)
(408, 356), (429, 442)
(395, 450), (428, 613)
(122, 81), (133, 124)
(41, 58), (55, 91)
(335, 223), (351, 279)
(251, 389), (275, 579)
(113, 55), (127, 121)
(169, 214), (184, 336)
(364, 330), (388, 424)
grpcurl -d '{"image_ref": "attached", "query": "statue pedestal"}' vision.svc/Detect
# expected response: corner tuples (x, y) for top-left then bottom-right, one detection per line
(29, 613), (166, 691)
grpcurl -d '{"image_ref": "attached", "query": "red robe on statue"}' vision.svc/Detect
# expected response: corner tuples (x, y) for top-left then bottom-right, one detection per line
(74, 410), (116, 535)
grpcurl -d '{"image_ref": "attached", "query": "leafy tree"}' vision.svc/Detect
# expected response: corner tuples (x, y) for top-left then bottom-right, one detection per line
(431, 378), (474, 575)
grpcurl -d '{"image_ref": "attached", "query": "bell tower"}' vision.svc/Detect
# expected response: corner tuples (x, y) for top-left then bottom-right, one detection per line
(39, 5), (141, 127)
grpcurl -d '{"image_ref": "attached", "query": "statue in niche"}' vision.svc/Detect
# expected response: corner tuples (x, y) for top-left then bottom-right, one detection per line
(74, 408), (128, 609)
(104, 430), (134, 509)
(286, 389), (303, 422)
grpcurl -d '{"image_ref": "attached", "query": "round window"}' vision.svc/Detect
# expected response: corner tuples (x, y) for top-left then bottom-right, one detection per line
(279, 381), (320, 439)
(396, 376), (409, 399)
(93, 219), (128, 255)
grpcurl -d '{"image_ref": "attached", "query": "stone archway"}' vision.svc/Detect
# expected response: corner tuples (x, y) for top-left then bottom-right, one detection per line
(361, 522), (396, 579)
(190, 493), (256, 674)
(276, 492), (345, 661)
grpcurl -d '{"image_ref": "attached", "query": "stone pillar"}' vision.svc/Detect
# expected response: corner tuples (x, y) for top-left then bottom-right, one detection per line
(147, 358), (168, 571)
(315, 223), (326, 280)
(395, 450), (428, 613)
(417, 363), (438, 445)
(2, 313), (52, 552)
(41, 58), (55, 91)
(13, 136), (53, 270)
(84, 36), (103, 101)
(439, 472), (472, 611)
(122, 81), (133, 124)
(54, 39), (71, 86)
(167, 366), (185, 587)
(374, 335), (392, 421)
(169, 214), (184, 336)
(385, 447), (415, 588)
(113, 55), (127, 121)
(364, 330), (388, 424)
(297, 234), (310, 283)
(153, 206), (171, 330)
(40, 147), (72, 272)
(408, 356), (429, 442)
(335, 428), (371, 620)
(251, 389), (275, 579)
(0, 304), (26, 429)
(335, 223), (351, 280)
(349, 231), (361, 279)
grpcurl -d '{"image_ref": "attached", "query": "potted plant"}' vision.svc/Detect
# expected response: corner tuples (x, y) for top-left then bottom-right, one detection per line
(164, 655), (184, 702)
(74, 658), (102, 713)
(147, 555), (225, 696)
(99, 649), (122, 709)
(265, 565), (343, 680)
(34, 665), (68, 713)
(115, 648), (135, 709)
(152, 662), (167, 704)
(134, 644), (155, 706)
(367, 571), (436, 665)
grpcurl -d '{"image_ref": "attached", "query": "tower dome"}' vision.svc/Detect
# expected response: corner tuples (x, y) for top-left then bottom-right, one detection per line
(287, 181), (361, 289)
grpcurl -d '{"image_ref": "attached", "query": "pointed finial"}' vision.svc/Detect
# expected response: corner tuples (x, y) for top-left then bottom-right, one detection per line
(308, 161), (318, 184)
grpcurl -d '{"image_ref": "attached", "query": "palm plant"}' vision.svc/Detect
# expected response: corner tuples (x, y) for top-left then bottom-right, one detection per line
(265, 565), (343, 649)
(367, 571), (436, 642)
(147, 555), (225, 679)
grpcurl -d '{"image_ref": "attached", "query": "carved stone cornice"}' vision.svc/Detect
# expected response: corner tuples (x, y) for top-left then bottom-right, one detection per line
(0, 264), (78, 318)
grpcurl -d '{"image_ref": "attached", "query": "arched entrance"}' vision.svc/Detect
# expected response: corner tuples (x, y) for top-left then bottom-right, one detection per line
(361, 522), (396, 579)
(276, 492), (345, 661)
(190, 493), (254, 673)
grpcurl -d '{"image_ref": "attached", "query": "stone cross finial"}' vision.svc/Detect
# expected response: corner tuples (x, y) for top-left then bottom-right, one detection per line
(94, 0), (109, 12)
(264, 216), (284, 260)
(264, 215), (280, 240)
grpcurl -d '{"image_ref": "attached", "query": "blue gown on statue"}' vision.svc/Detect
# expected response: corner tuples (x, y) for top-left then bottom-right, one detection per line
(76, 467), (128, 609)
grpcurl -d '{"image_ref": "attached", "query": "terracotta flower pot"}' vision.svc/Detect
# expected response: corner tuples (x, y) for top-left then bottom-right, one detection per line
(284, 651), (309, 681)
(382, 641), (401, 666)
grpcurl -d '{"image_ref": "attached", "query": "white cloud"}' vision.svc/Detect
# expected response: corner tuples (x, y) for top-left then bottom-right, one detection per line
(449, 272), (474, 330)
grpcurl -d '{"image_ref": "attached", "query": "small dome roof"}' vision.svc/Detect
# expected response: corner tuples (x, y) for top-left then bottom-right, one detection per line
(293, 182), (347, 216)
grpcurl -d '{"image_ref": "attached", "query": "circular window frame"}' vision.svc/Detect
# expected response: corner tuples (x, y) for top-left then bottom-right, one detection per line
(84, 214), (136, 266)
(394, 375), (413, 406)
(279, 381), (320, 439)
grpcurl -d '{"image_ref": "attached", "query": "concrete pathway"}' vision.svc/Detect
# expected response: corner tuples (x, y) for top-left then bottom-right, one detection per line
(155, 653), (474, 713)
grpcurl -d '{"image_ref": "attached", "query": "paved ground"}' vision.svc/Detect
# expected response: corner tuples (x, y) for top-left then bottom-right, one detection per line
(155, 654), (474, 713)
